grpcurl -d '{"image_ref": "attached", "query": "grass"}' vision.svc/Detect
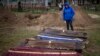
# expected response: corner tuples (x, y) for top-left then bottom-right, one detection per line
(85, 10), (100, 15)
(83, 28), (100, 56)
(82, 5), (100, 15)
(82, 7), (100, 56)
(0, 6), (100, 56)
(11, 8), (48, 14)
(0, 27), (38, 56)
(1, 26), (100, 56)
(12, 7), (58, 14)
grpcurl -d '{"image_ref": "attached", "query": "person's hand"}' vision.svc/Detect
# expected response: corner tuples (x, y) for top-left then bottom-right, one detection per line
(64, 21), (66, 23)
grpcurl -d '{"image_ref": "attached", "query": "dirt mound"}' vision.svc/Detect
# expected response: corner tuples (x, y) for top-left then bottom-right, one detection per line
(0, 7), (41, 27)
(0, 7), (93, 29)
(0, 8), (37, 27)
(38, 13), (65, 27)
(15, 13), (40, 26)
(74, 7), (93, 27)
(0, 8), (17, 27)
(37, 7), (93, 29)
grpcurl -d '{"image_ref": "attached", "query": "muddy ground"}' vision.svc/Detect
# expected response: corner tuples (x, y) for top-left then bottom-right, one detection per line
(0, 7), (93, 31)
(0, 6), (100, 56)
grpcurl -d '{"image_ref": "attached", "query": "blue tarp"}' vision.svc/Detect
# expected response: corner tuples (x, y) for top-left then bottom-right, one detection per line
(37, 34), (83, 43)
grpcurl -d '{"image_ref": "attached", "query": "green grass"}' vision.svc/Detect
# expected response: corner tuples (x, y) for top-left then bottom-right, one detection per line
(1, 7), (100, 56)
(85, 10), (100, 15)
(82, 5), (100, 15)
(11, 8), (48, 14)
(82, 8), (100, 56)
(83, 28), (100, 56)
(0, 27), (38, 56)
(12, 7), (58, 14)
(32, 9), (47, 14)
(89, 29), (100, 45)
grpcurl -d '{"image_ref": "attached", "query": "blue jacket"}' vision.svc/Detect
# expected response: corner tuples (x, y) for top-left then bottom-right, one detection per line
(63, 3), (75, 21)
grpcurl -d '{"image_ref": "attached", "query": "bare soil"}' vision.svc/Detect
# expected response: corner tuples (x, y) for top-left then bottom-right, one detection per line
(37, 7), (93, 30)
(0, 7), (93, 30)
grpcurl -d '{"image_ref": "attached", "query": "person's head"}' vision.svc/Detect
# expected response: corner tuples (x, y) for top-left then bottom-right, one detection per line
(64, 2), (70, 8)
(65, 4), (69, 8)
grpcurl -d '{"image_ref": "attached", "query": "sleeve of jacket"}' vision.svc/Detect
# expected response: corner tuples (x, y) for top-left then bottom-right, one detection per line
(71, 8), (75, 18)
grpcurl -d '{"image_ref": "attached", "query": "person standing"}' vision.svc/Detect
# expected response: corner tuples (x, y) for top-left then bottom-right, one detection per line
(63, 2), (75, 31)
(58, 2), (63, 11)
(18, 1), (22, 12)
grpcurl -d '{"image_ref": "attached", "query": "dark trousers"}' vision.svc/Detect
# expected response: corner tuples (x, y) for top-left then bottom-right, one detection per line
(66, 20), (74, 31)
